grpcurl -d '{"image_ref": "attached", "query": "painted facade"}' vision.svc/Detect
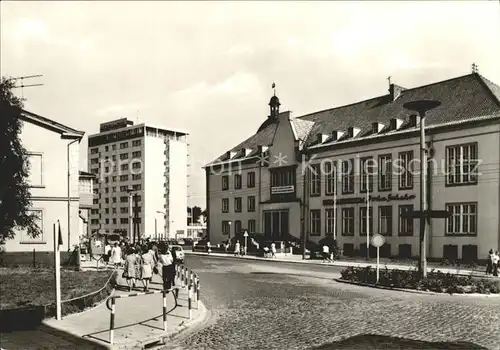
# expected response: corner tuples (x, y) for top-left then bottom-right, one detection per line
(205, 73), (500, 260)
(3, 110), (84, 253)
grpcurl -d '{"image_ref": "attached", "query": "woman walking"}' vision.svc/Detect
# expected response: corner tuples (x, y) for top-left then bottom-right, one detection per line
(140, 245), (154, 292)
(486, 249), (494, 275)
(124, 247), (137, 292)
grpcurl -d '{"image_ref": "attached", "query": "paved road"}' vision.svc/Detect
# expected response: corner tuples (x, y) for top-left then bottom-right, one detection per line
(160, 255), (500, 350)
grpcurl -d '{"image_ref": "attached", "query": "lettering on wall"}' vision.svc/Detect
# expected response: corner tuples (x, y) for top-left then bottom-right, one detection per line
(323, 193), (416, 206)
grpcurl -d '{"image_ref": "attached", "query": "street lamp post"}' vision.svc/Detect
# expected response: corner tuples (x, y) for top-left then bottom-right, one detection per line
(403, 99), (441, 279)
(126, 186), (134, 243)
(228, 221), (232, 242)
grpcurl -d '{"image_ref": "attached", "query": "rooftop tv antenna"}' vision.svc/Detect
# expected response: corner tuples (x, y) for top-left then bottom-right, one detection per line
(11, 74), (44, 98)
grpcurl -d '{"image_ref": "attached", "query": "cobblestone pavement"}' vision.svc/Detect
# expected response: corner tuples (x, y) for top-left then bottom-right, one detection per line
(159, 255), (500, 350)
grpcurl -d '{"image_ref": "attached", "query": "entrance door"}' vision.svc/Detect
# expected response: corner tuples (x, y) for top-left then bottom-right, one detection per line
(263, 210), (289, 238)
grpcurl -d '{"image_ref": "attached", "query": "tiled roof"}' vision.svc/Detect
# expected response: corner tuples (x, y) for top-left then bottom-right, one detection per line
(206, 73), (500, 166)
(299, 73), (500, 146)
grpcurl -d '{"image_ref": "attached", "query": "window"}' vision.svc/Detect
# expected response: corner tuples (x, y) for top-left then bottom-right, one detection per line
(27, 153), (43, 187)
(120, 196), (128, 203)
(360, 157), (374, 193)
(112, 155), (116, 161)
(341, 208), (354, 236)
(120, 153), (129, 160)
(398, 151), (413, 190)
(443, 245), (458, 261)
(325, 208), (336, 235)
(132, 151), (141, 158)
(247, 196), (256, 212)
(132, 174), (142, 180)
(343, 243), (355, 257)
(112, 218), (117, 224)
(120, 142), (129, 149)
(105, 187), (109, 194)
(399, 244), (412, 258)
(105, 177), (109, 184)
(112, 144), (117, 151)
(132, 184), (141, 191)
(20, 209), (44, 243)
(234, 174), (242, 189)
(91, 148), (98, 154)
(105, 208), (109, 214)
(309, 164), (321, 196)
(222, 198), (229, 213)
(112, 197), (117, 203)
(105, 146), (109, 152)
(446, 143), (478, 186)
(270, 168), (294, 189)
(105, 218), (109, 224)
(222, 176), (229, 190)
(112, 208), (116, 214)
(120, 218), (128, 224)
(234, 220), (242, 234)
(342, 159), (354, 194)
(132, 162), (141, 169)
(91, 158), (99, 165)
(324, 161), (337, 196)
(359, 207), (373, 236)
(234, 197), (242, 212)
(309, 210), (321, 236)
(248, 219), (256, 233)
(120, 175), (129, 181)
(446, 203), (477, 235)
(105, 198), (109, 204)
(121, 164), (129, 171)
(120, 207), (128, 214)
(112, 176), (117, 182)
(398, 205), (414, 236)
(462, 245), (478, 262)
(132, 140), (141, 147)
(91, 219), (99, 225)
(247, 172), (255, 188)
(378, 154), (392, 191)
(222, 221), (230, 235)
(120, 186), (128, 192)
(378, 206), (392, 236)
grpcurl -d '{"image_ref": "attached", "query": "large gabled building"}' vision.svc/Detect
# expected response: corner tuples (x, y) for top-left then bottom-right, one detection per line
(204, 72), (500, 260)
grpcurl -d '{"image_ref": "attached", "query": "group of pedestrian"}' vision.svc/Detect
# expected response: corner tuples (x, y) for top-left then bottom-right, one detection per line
(103, 240), (180, 296)
(486, 249), (500, 276)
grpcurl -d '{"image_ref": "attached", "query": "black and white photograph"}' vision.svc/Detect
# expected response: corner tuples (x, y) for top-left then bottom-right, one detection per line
(1, 1), (500, 349)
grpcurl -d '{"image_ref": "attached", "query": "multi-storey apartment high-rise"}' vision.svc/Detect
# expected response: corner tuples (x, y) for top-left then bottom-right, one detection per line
(88, 118), (188, 240)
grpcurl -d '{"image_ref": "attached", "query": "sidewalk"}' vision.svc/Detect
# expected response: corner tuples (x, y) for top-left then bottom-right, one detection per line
(1, 268), (207, 350)
(187, 251), (491, 278)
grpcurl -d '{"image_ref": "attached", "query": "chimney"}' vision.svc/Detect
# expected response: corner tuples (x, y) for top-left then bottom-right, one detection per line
(347, 127), (361, 138)
(390, 118), (404, 130)
(389, 84), (406, 101)
(316, 133), (329, 143)
(372, 122), (385, 134)
(408, 114), (420, 127)
(331, 130), (345, 141)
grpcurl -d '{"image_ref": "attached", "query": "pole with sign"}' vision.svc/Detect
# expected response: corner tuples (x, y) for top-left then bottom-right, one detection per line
(243, 231), (248, 255)
(371, 233), (385, 284)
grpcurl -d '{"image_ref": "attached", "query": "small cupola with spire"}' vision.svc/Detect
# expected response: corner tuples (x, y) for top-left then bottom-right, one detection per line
(269, 82), (280, 119)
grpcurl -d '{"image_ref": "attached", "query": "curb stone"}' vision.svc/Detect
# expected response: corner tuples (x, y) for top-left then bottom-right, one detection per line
(334, 278), (500, 297)
(186, 251), (482, 277)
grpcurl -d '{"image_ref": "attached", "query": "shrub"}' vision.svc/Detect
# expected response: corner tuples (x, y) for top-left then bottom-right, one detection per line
(340, 266), (500, 294)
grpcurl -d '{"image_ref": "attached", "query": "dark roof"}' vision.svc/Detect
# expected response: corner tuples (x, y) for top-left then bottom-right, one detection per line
(21, 109), (85, 137)
(299, 73), (500, 146)
(206, 73), (500, 166)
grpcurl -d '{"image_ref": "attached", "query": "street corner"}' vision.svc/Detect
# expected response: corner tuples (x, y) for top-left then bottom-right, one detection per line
(163, 299), (209, 342)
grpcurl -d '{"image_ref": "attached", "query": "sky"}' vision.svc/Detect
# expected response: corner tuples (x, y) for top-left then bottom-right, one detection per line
(1, 1), (500, 208)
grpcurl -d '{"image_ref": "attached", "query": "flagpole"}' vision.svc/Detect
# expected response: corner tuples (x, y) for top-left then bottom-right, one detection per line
(54, 221), (62, 320)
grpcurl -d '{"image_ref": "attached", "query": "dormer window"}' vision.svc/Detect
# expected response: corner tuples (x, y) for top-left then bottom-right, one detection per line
(331, 130), (345, 141)
(408, 115), (420, 127)
(390, 118), (404, 130)
(347, 127), (361, 138)
(372, 122), (385, 134)
(316, 133), (329, 143)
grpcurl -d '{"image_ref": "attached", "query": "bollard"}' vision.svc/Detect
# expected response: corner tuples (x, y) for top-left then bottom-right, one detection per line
(109, 298), (116, 345)
(162, 291), (167, 331)
(188, 283), (192, 320)
(184, 269), (188, 287)
(192, 276), (197, 302)
(196, 278), (200, 309)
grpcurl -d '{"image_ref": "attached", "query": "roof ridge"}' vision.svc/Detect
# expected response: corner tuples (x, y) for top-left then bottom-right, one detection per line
(476, 73), (500, 107)
(297, 72), (477, 120)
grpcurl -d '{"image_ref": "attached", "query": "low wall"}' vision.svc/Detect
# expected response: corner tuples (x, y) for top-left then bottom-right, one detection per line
(0, 249), (80, 268)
